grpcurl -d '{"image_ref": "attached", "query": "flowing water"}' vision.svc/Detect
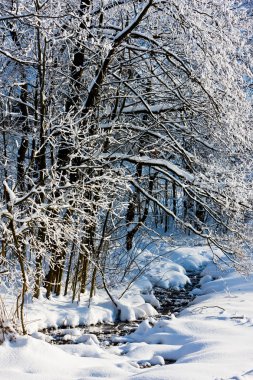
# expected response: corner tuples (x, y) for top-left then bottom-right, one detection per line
(42, 273), (201, 346)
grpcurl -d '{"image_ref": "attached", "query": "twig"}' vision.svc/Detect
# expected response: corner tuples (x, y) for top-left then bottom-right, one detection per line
(191, 305), (225, 314)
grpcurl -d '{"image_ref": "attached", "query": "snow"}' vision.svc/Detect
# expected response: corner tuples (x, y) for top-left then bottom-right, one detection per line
(2, 245), (253, 379)
(3, 180), (16, 205)
(133, 245), (211, 291)
(18, 292), (158, 333)
(0, 335), (133, 380)
(99, 153), (195, 182)
(0, 245), (209, 334)
(168, 247), (212, 272)
(128, 261), (253, 380)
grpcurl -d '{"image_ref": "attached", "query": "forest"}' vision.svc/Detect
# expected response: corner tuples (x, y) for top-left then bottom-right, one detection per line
(0, 1), (253, 379)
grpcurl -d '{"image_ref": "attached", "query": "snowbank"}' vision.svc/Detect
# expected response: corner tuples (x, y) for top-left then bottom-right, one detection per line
(0, 334), (134, 380)
(2, 245), (253, 380)
(10, 245), (210, 333)
(127, 262), (253, 379)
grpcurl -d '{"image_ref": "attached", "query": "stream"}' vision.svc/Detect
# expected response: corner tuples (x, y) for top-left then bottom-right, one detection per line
(42, 272), (201, 347)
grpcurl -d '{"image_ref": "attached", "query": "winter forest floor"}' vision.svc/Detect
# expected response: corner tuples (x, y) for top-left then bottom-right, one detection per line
(1, 244), (253, 380)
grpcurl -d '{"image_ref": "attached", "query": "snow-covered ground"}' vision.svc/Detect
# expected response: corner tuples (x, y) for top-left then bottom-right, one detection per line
(1, 245), (253, 380)
(1, 245), (210, 333)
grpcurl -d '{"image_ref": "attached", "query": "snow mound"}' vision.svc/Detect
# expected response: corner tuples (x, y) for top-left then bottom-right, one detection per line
(134, 246), (211, 292)
(117, 301), (158, 321)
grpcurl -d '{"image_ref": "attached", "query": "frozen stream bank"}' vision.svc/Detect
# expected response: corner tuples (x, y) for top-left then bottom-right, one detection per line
(42, 273), (201, 348)
(2, 248), (253, 380)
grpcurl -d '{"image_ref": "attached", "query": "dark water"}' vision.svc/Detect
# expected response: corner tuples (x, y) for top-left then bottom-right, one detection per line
(155, 273), (201, 316)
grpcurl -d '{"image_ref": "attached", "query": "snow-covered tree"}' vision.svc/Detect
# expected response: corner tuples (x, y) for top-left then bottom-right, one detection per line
(0, 0), (252, 325)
